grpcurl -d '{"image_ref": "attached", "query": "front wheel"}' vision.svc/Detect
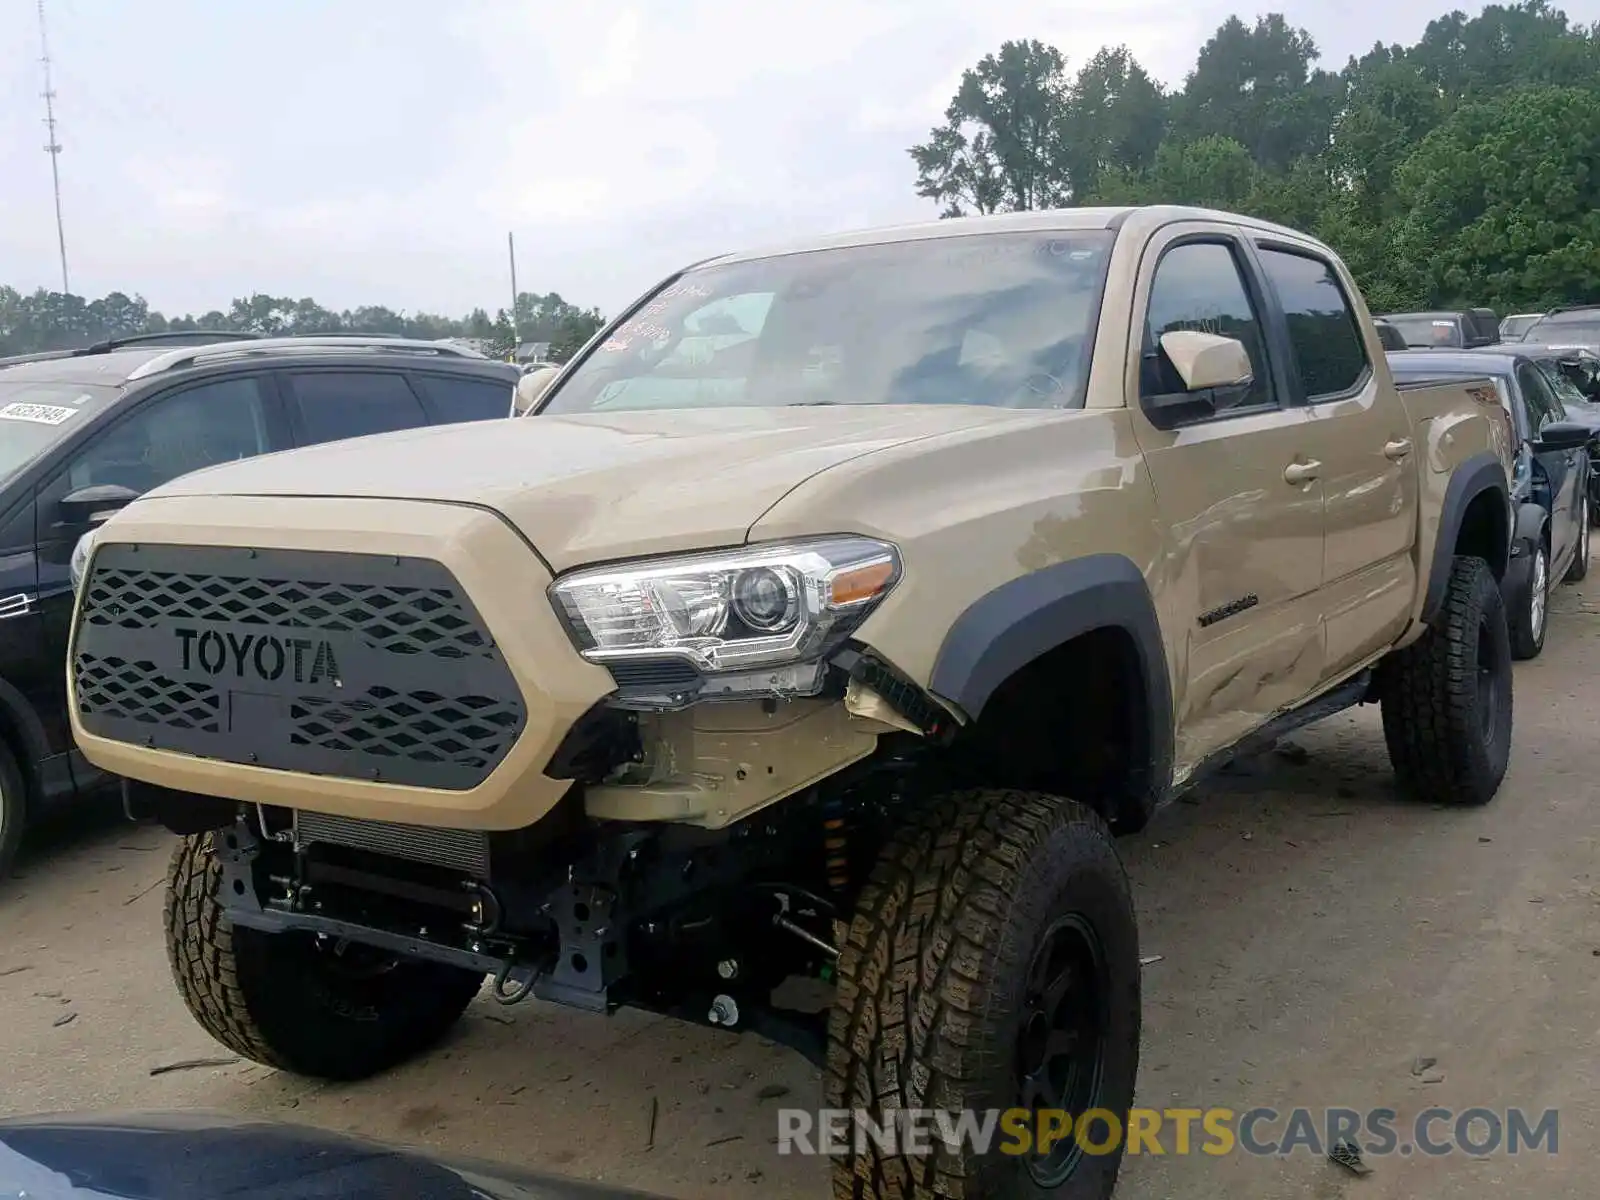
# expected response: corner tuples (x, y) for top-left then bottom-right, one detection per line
(827, 789), (1140, 1200)
(165, 832), (483, 1080)
(1509, 540), (1548, 660)
(1380, 556), (1513, 807)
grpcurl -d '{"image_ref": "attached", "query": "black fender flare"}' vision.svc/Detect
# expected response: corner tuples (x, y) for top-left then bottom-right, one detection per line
(1420, 451), (1511, 625)
(0, 675), (49, 800)
(928, 553), (1174, 826)
(1514, 499), (1549, 550)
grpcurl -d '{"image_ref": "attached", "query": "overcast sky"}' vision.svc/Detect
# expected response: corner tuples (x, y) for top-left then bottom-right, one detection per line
(1, 1), (1596, 320)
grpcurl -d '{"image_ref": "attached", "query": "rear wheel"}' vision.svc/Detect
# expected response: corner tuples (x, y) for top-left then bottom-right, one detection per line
(827, 788), (1139, 1200)
(1381, 556), (1513, 807)
(165, 832), (483, 1080)
(0, 741), (25, 882)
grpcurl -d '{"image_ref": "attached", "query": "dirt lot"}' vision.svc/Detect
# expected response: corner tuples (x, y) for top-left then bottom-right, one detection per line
(4, 586), (1599, 1199)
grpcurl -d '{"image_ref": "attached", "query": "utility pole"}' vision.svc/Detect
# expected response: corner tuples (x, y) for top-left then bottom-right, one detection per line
(37, 0), (70, 294)
(507, 231), (521, 360)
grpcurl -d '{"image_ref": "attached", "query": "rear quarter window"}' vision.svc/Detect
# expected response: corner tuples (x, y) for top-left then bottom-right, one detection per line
(413, 373), (517, 424)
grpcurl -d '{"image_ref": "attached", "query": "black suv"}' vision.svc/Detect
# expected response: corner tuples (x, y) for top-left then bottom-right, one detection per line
(0, 335), (518, 875)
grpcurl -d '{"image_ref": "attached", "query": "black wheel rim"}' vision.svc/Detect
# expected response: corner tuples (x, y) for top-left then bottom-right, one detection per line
(1017, 913), (1109, 1187)
(1476, 617), (1502, 743)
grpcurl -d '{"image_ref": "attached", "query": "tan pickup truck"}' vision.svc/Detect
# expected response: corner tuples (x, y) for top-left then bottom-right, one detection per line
(71, 206), (1513, 1200)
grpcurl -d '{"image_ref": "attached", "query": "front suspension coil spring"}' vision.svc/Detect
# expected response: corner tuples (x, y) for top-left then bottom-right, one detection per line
(822, 795), (851, 894)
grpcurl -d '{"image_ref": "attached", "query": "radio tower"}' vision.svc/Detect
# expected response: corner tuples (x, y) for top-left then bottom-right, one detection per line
(38, 0), (70, 294)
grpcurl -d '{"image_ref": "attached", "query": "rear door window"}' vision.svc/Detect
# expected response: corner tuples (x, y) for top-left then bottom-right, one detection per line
(1256, 247), (1370, 400)
(285, 372), (429, 446)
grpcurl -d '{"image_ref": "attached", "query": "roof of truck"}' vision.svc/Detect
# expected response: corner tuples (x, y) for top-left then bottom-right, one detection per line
(706, 205), (1314, 268)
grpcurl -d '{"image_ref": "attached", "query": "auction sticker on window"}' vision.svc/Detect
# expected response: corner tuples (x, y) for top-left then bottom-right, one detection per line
(0, 402), (79, 426)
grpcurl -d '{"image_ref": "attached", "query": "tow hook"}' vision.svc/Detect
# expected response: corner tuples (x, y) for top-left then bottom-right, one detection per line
(491, 959), (539, 1005)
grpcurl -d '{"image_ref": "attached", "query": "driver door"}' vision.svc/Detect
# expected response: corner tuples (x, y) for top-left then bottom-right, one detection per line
(1124, 224), (1328, 773)
(32, 374), (287, 747)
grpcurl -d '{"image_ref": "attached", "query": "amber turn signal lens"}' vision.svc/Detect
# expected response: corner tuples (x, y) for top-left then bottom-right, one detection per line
(829, 559), (896, 607)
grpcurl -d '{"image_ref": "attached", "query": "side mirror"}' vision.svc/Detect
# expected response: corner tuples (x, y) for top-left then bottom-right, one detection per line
(511, 365), (561, 416)
(1144, 332), (1255, 428)
(1531, 421), (1596, 453)
(1160, 331), (1254, 392)
(58, 483), (141, 529)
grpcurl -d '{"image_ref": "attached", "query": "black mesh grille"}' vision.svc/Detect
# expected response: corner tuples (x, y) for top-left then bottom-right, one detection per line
(75, 652), (222, 731)
(72, 544), (526, 790)
(81, 568), (489, 658)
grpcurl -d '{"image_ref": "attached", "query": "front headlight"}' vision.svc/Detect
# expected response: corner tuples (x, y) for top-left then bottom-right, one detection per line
(550, 536), (901, 674)
(70, 526), (100, 595)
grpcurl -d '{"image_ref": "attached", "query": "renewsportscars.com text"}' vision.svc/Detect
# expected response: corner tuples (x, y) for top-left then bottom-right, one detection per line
(777, 1106), (1559, 1159)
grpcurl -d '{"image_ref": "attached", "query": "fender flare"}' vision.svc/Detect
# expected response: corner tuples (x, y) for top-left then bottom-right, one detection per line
(1421, 451), (1511, 625)
(0, 675), (49, 796)
(928, 553), (1174, 825)
(1514, 499), (1549, 550)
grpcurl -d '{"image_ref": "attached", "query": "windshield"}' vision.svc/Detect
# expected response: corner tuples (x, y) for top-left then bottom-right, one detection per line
(1524, 312), (1600, 348)
(1386, 315), (1463, 348)
(1502, 315), (1543, 340)
(0, 381), (119, 480)
(1535, 357), (1591, 408)
(540, 230), (1116, 416)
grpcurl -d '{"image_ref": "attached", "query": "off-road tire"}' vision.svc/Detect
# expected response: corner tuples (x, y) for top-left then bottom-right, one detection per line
(165, 831), (483, 1080)
(827, 789), (1139, 1200)
(1381, 556), (1513, 807)
(1565, 498), (1589, 582)
(1509, 539), (1548, 660)
(0, 740), (25, 882)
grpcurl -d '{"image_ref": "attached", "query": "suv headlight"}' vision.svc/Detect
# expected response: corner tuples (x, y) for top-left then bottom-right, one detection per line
(70, 526), (100, 595)
(551, 536), (901, 674)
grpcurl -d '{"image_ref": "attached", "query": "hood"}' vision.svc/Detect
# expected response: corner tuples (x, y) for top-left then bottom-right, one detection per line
(148, 405), (1037, 571)
(0, 1110), (663, 1200)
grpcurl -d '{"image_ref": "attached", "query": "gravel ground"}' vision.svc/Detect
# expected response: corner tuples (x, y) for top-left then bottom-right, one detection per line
(3, 586), (1599, 1198)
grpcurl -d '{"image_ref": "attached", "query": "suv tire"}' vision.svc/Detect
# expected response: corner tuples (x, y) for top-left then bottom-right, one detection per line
(1509, 539), (1548, 660)
(165, 831), (483, 1080)
(1381, 556), (1513, 807)
(826, 789), (1139, 1200)
(0, 741), (25, 881)
(1566, 499), (1589, 583)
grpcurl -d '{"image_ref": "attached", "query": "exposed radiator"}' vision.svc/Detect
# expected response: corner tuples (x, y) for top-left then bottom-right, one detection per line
(294, 810), (490, 878)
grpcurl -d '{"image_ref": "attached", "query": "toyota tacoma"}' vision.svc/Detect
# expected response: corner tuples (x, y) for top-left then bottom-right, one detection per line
(69, 206), (1515, 1199)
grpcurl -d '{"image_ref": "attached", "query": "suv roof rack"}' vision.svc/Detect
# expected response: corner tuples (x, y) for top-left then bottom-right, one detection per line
(1546, 304), (1600, 315)
(125, 335), (488, 381)
(87, 330), (264, 351)
(0, 329), (263, 370)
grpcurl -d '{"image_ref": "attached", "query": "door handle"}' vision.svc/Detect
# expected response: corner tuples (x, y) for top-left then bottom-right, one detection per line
(1384, 438), (1414, 460)
(1283, 460), (1321, 485)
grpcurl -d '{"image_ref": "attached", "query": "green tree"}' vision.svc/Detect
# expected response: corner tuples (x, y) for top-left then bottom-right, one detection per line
(1409, 0), (1600, 99)
(909, 39), (1073, 216)
(1057, 47), (1169, 200)
(1174, 14), (1341, 171)
(1388, 85), (1600, 310)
